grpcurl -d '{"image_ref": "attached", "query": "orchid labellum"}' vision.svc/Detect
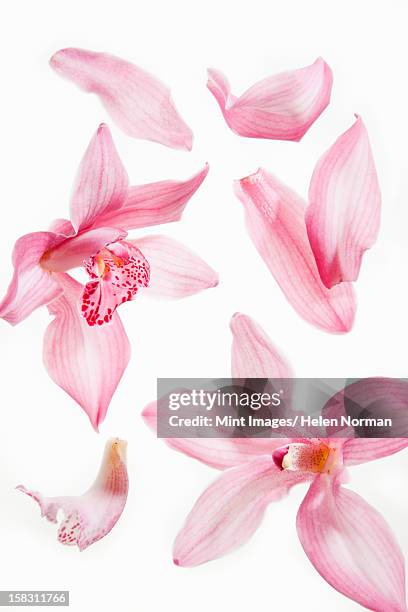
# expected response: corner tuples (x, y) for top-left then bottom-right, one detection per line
(17, 438), (128, 551)
(0, 124), (218, 429)
(207, 58), (332, 141)
(235, 116), (381, 333)
(143, 314), (408, 612)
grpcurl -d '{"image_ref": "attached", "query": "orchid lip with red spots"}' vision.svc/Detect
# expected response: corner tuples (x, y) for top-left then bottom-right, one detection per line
(0, 123), (217, 429)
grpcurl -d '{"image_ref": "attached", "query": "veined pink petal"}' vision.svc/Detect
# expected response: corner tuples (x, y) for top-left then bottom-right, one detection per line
(70, 124), (128, 232)
(43, 274), (131, 431)
(17, 438), (128, 551)
(41, 227), (127, 272)
(297, 475), (407, 612)
(306, 116), (381, 288)
(94, 164), (209, 230)
(235, 169), (356, 333)
(142, 401), (289, 470)
(49, 218), (75, 237)
(173, 456), (309, 566)
(130, 235), (218, 299)
(0, 232), (62, 325)
(230, 312), (293, 378)
(50, 48), (193, 150)
(343, 439), (408, 466)
(207, 58), (332, 142)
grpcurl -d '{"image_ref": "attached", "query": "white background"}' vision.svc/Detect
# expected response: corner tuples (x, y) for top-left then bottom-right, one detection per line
(1, 1), (408, 610)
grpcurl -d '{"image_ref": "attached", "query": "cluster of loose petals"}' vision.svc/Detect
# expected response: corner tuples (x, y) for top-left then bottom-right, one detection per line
(235, 115), (381, 332)
(207, 58), (332, 141)
(144, 313), (408, 612)
(50, 48), (193, 150)
(17, 438), (128, 550)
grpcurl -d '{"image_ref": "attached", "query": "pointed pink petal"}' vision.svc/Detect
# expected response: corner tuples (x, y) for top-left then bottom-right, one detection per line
(230, 312), (293, 378)
(17, 438), (128, 550)
(0, 232), (62, 325)
(94, 164), (209, 230)
(207, 58), (332, 142)
(49, 218), (75, 236)
(43, 273), (131, 430)
(306, 116), (381, 288)
(130, 235), (218, 299)
(50, 48), (193, 150)
(142, 401), (289, 470)
(235, 169), (356, 333)
(42, 227), (127, 273)
(70, 124), (128, 232)
(343, 439), (408, 466)
(173, 457), (309, 566)
(297, 475), (407, 611)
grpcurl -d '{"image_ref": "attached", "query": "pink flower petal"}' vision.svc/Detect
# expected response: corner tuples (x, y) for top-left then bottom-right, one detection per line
(70, 124), (129, 232)
(43, 273), (131, 431)
(142, 401), (289, 470)
(297, 474), (407, 611)
(235, 168), (356, 333)
(207, 58), (332, 142)
(173, 456), (309, 566)
(94, 164), (209, 230)
(130, 235), (218, 299)
(17, 438), (128, 551)
(49, 218), (75, 236)
(230, 312), (293, 378)
(42, 227), (127, 273)
(306, 116), (381, 288)
(343, 439), (408, 467)
(50, 48), (193, 150)
(0, 232), (63, 325)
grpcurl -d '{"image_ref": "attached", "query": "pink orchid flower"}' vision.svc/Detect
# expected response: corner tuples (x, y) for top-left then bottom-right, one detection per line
(50, 48), (193, 150)
(143, 313), (408, 612)
(17, 438), (128, 551)
(0, 124), (217, 430)
(234, 115), (381, 333)
(207, 58), (332, 141)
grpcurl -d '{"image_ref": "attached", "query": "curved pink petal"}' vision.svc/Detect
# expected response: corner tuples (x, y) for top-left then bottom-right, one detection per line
(43, 274), (131, 431)
(94, 164), (209, 230)
(297, 474), (407, 612)
(42, 227), (127, 273)
(51, 48), (193, 150)
(306, 116), (381, 288)
(142, 401), (289, 470)
(235, 169), (356, 333)
(0, 232), (62, 325)
(17, 438), (128, 551)
(230, 312), (293, 378)
(70, 124), (128, 232)
(207, 58), (332, 142)
(49, 218), (75, 237)
(343, 439), (408, 466)
(174, 456), (309, 566)
(130, 235), (218, 299)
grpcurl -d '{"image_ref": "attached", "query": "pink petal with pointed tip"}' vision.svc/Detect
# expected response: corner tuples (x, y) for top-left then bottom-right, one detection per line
(51, 48), (193, 150)
(173, 456), (310, 566)
(207, 58), (332, 141)
(230, 312), (293, 378)
(0, 232), (63, 325)
(94, 164), (209, 230)
(130, 235), (218, 299)
(49, 218), (75, 236)
(42, 227), (127, 272)
(43, 274), (131, 430)
(343, 439), (408, 466)
(306, 116), (381, 288)
(297, 474), (407, 612)
(235, 169), (356, 333)
(142, 401), (289, 470)
(17, 438), (128, 550)
(70, 124), (128, 232)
